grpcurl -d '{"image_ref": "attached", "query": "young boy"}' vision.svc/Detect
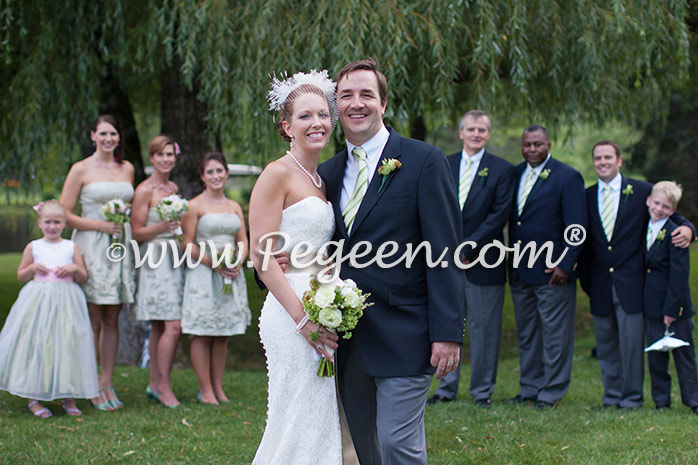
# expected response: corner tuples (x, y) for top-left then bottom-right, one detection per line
(644, 181), (698, 414)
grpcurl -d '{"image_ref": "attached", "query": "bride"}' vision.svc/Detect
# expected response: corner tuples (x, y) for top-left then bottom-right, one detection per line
(249, 71), (355, 464)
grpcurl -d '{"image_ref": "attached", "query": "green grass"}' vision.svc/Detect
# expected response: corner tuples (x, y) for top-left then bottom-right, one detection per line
(1, 250), (698, 464)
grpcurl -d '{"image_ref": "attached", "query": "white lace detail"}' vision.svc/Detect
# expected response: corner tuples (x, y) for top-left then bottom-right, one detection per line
(253, 196), (342, 465)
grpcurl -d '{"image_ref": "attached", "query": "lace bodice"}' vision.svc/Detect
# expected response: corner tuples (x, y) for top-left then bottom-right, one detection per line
(274, 196), (335, 256)
(78, 182), (134, 220)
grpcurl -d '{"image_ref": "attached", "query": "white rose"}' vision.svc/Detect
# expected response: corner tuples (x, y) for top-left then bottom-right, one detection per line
(314, 285), (336, 307)
(342, 289), (361, 308)
(343, 279), (357, 289)
(318, 308), (342, 328)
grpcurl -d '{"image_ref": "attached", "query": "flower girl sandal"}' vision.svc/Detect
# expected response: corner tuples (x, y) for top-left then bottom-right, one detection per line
(28, 400), (52, 419)
(104, 386), (124, 409)
(62, 399), (82, 417)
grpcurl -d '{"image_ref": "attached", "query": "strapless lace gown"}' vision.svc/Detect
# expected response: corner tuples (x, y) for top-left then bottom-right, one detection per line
(181, 213), (250, 336)
(133, 207), (184, 321)
(72, 181), (135, 304)
(253, 196), (343, 465)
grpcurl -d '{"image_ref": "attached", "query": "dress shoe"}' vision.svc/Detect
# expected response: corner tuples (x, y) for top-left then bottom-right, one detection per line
(535, 400), (556, 410)
(692, 406), (698, 415)
(426, 395), (453, 406)
(601, 403), (616, 409)
(504, 394), (535, 404)
(474, 398), (492, 409)
(618, 405), (641, 410)
(655, 404), (670, 411)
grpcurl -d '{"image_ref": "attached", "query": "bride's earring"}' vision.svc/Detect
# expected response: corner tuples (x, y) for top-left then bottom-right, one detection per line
(289, 135), (294, 150)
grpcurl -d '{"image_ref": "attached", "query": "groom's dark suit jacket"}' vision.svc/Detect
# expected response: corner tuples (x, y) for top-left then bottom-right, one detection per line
(447, 150), (515, 285)
(579, 177), (695, 317)
(319, 127), (465, 378)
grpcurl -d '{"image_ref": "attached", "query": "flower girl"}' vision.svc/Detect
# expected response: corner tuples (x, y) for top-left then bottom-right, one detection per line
(0, 200), (99, 418)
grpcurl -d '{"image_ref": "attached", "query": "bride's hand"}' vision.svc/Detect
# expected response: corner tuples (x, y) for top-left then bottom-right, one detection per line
(301, 321), (338, 361)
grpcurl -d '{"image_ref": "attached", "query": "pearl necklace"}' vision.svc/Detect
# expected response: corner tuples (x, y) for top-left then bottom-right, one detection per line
(286, 151), (322, 189)
(151, 176), (175, 194)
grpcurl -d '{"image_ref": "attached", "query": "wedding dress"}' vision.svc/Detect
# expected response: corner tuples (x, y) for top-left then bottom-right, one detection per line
(253, 196), (343, 465)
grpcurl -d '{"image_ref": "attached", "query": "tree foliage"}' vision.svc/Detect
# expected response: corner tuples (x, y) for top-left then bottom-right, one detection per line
(631, 0), (698, 225)
(0, 0), (690, 190)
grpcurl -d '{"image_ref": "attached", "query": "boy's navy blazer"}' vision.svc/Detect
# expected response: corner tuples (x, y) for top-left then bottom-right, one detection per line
(643, 218), (695, 321)
(447, 151), (515, 285)
(319, 127), (465, 378)
(508, 157), (587, 285)
(580, 177), (695, 317)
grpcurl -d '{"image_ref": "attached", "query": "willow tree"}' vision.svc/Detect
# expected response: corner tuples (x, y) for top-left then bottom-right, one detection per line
(0, 0), (690, 196)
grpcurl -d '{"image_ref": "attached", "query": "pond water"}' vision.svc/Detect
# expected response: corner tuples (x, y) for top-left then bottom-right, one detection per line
(0, 208), (40, 253)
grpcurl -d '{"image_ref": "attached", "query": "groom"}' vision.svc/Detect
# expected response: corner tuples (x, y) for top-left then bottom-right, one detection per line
(319, 59), (466, 465)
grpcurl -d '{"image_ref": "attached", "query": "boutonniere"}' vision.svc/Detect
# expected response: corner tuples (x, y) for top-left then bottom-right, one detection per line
(622, 184), (634, 201)
(539, 168), (551, 180)
(478, 167), (489, 178)
(377, 158), (401, 193)
(657, 229), (666, 242)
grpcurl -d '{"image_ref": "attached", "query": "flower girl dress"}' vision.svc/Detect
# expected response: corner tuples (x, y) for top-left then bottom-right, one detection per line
(0, 239), (99, 401)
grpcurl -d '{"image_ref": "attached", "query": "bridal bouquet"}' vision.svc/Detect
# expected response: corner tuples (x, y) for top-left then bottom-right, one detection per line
(101, 198), (131, 245)
(155, 194), (189, 241)
(302, 276), (372, 377)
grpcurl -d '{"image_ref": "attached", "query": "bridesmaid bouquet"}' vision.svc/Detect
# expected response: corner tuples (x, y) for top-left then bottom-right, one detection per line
(217, 246), (238, 295)
(302, 276), (372, 377)
(155, 194), (189, 241)
(101, 198), (131, 245)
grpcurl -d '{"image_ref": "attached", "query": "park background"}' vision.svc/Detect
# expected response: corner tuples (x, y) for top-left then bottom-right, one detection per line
(2, 1), (698, 463)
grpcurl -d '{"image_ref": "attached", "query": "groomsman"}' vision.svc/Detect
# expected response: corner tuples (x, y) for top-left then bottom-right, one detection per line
(579, 141), (694, 408)
(428, 110), (515, 408)
(507, 125), (587, 409)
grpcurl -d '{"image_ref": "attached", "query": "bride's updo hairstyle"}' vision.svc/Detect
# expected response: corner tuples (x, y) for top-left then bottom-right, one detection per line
(268, 70), (337, 142)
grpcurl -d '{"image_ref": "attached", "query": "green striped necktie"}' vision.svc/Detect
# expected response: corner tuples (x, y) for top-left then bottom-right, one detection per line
(342, 147), (368, 233)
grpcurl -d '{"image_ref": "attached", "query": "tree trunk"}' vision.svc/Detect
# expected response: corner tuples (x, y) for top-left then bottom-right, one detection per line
(410, 115), (427, 141)
(99, 64), (146, 184)
(161, 58), (217, 199)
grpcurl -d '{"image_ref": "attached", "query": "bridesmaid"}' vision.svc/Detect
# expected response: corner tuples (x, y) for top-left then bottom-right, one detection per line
(131, 134), (183, 408)
(60, 114), (136, 410)
(181, 151), (251, 405)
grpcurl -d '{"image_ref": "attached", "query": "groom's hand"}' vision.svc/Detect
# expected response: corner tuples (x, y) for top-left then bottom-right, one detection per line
(430, 342), (460, 380)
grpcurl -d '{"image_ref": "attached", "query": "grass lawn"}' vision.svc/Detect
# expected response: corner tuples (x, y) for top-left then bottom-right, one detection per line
(1, 250), (698, 464)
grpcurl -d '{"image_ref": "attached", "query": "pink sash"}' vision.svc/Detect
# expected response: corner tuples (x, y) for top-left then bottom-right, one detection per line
(34, 268), (74, 283)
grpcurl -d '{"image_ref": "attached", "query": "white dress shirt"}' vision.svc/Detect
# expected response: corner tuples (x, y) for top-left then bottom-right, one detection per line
(517, 153), (551, 205)
(459, 148), (485, 194)
(339, 125), (390, 211)
(647, 217), (669, 249)
(597, 173), (622, 221)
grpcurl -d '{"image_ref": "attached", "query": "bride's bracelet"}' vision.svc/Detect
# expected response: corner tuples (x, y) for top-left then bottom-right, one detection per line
(294, 314), (309, 334)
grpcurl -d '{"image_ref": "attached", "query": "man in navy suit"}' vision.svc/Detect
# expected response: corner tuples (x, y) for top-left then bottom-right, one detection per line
(427, 110), (515, 408)
(579, 141), (694, 409)
(318, 59), (465, 465)
(507, 125), (587, 409)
